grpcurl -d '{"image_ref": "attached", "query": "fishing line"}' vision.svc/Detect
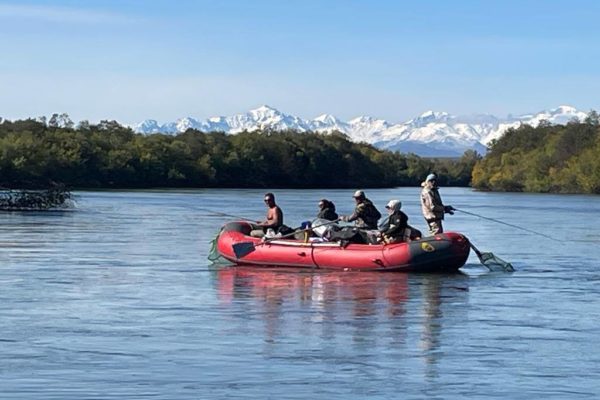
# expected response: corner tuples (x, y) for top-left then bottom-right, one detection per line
(454, 208), (561, 242)
(187, 207), (256, 222)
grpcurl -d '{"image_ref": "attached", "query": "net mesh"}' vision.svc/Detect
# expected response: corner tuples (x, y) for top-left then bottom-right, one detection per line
(479, 252), (514, 272)
(207, 234), (224, 262)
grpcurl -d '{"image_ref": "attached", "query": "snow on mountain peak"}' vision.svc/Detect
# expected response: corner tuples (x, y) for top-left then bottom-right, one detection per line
(552, 105), (578, 114)
(249, 105), (283, 117)
(253, 104), (277, 112)
(314, 114), (338, 123)
(349, 115), (375, 124)
(406, 110), (452, 128)
(133, 105), (592, 157)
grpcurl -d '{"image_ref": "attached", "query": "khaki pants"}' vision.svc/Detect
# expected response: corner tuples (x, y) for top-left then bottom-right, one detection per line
(250, 229), (265, 238)
(426, 219), (443, 235)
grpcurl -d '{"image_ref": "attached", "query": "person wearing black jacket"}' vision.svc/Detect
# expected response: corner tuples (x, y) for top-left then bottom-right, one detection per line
(317, 199), (338, 221)
(379, 199), (420, 243)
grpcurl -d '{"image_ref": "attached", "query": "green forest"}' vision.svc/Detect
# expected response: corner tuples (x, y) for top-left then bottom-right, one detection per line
(0, 115), (478, 189)
(3, 113), (598, 193)
(472, 112), (600, 194)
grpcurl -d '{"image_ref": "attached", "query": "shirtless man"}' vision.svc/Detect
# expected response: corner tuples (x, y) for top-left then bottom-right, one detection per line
(250, 192), (284, 238)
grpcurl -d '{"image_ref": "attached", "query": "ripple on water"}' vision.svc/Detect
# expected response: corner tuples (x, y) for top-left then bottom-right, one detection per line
(1, 189), (600, 399)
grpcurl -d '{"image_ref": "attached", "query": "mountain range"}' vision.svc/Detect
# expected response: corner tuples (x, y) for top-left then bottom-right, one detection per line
(134, 105), (589, 157)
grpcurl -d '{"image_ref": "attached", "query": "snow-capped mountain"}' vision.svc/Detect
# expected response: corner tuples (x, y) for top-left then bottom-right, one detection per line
(134, 105), (590, 157)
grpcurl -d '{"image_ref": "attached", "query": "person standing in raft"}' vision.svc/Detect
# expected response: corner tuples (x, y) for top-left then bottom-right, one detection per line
(420, 173), (454, 235)
(379, 199), (422, 243)
(341, 190), (381, 230)
(317, 199), (338, 221)
(250, 192), (284, 238)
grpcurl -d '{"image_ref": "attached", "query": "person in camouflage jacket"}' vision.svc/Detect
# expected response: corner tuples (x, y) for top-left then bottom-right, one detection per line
(341, 190), (381, 230)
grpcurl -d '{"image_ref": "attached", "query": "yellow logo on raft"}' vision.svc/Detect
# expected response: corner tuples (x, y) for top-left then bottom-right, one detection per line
(421, 242), (435, 252)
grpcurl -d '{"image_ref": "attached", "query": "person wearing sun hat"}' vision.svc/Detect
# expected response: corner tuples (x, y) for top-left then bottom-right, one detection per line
(420, 173), (454, 235)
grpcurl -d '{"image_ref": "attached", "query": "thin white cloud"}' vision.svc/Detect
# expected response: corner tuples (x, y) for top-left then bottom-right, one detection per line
(0, 3), (137, 24)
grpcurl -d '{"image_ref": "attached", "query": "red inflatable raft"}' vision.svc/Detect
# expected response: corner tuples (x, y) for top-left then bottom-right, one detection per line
(216, 221), (471, 272)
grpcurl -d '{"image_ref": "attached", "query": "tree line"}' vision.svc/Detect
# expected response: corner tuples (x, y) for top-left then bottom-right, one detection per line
(472, 111), (600, 194)
(0, 115), (479, 189)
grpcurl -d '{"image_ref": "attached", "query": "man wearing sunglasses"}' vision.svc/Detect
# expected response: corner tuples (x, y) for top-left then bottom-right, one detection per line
(250, 192), (284, 238)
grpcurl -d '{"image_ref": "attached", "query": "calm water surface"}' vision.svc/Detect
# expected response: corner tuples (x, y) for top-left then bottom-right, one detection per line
(1, 188), (599, 399)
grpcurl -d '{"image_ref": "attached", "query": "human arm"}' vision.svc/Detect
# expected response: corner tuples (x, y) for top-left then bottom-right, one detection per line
(343, 203), (365, 223)
(380, 213), (408, 237)
(422, 190), (445, 214)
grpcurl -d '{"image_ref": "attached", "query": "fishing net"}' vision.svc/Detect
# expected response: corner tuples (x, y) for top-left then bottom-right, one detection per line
(478, 251), (514, 272)
(207, 233), (225, 262)
(468, 241), (515, 272)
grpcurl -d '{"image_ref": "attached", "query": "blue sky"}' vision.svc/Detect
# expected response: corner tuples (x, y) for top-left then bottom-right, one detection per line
(1, 0), (600, 124)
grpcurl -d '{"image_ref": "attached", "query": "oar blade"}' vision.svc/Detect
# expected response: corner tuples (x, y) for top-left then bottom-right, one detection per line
(232, 242), (256, 259)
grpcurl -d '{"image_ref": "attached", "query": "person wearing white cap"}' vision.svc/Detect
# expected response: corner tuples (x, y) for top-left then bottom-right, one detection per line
(378, 200), (409, 243)
(420, 173), (454, 235)
(340, 190), (381, 229)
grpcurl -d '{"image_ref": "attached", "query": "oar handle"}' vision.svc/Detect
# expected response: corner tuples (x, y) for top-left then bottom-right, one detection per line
(262, 218), (341, 243)
(232, 219), (342, 258)
(468, 240), (483, 257)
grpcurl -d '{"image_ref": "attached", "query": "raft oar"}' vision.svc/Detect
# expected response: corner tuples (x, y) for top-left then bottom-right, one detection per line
(468, 240), (514, 272)
(232, 219), (340, 259)
(454, 208), (561, 242)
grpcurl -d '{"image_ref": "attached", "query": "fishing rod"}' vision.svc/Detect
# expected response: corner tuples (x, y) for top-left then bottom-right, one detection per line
(190, 207), (256, 222)
(453, 208), (561, 242)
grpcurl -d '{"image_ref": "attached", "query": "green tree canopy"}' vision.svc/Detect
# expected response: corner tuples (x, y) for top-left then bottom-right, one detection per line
(472, 113), (600, 194)
(0, 116), (476, 189)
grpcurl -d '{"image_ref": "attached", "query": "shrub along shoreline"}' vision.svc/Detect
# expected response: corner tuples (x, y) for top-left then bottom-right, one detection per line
(472, 112), (600, 194)
(2, 113), (597, 194)
(0, 117), (478, 189)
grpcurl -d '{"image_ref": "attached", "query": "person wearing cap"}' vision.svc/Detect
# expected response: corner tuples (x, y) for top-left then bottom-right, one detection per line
(420, 173), (454, 235)
(317, 199), (338, 221)
(250, 192), (284, 238)
(340, 190), (381, 230)
(378, 199), (410, 244)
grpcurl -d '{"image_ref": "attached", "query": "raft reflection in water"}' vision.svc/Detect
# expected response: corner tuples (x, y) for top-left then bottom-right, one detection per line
(215, 267), (469, 377)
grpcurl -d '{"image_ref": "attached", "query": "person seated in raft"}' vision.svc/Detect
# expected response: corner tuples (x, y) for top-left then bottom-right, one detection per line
(340, 190), (381, 230)
(317, 199), (339, 221)
(378, 199), (422, 244)
(250, 192), (284, 238)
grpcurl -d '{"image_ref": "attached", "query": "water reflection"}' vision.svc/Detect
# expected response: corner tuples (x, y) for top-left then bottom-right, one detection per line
(216, 267), (409, 310)
(214, 266), (469, 377)
(419, 275), (444, 378)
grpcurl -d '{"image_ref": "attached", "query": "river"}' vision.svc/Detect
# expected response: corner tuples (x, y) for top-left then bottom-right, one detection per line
(1, 188), (599, 399)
